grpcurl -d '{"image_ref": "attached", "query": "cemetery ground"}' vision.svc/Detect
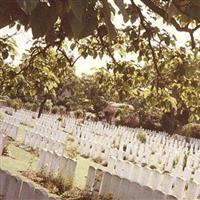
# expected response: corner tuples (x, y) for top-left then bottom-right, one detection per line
(1, 1), (200, 199)
(0, 123), (107, 199)
(1, 109), (200, 200)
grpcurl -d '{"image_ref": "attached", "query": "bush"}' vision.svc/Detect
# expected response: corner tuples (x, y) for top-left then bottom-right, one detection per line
(59, 106), (66, 115)
(24, 102), (33, 110)
(65, 136), (78, 159)
(11, 99), (22, 111)
(137, 130), (147, 144)
(5, 99), (12, 107)
(179, 123), (200, 139)
(22, 170), (72, 195)
(115, 107), (140, 128)
(31, 103), (38, 112)
(6, 98), (22, 111)
(44, 104), (51, 112)
(52, 106), (60, 114)
(12, 101), (20, 111)
(74, 110), (84, 118)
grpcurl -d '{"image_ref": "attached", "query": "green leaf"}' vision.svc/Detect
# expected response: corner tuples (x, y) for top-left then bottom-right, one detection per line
(30, 2), (58, 38)
(61, 13), (74, 40)
(68, 11), (84, 38)
(0, 2), (13, 28)
(70, 43), (76, 50)
(47, 82), (57, 91)
(101, 0), (117, 41)
(78, 4), (98, 38)
(164, 36), (170, 46)
(114, 0), (129, 22)
(165, 96), (177, 111)
(16, 0), (39, 15)
(190, 0), (200, 7)
(58, 59), (66, 68)
(2, 50), (9, 59)
(187, 5), (200, 20)
(68, 0), (87, 22)
(81, 51), (88, 58)
(16, 24), (21, 31)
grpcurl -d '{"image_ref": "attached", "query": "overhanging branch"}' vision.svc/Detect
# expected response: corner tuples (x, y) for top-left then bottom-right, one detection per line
(130, 0), (161, 78)
(139, 0), (200, 48)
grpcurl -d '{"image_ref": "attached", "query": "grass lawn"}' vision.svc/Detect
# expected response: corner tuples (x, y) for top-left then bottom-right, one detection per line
(0, 143), (37, 174)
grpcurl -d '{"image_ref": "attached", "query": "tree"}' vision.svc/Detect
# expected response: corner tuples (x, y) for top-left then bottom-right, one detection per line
(1, 44), (78, 117)
(0, 0), (200, 134)
(1, 0), (200, 42)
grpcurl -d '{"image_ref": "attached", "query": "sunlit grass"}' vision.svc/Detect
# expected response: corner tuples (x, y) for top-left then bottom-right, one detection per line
(0, 143), (37, 173)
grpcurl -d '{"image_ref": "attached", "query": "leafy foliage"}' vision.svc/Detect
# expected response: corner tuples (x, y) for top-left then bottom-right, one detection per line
(1, 0), (200, 45)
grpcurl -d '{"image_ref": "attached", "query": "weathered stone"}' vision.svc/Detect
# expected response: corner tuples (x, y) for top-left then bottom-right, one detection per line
(152, 190), (166, 200)
(127, 181), (142, 200)
(99, 172), (112, 196)
(4, 175), (23, 200)
(185, 181), (199, 200)
(85, 166), (96, 191)
(0, 170), (11, 199)
(109, 175), (121, 200)
(34, 188), (49, 200)
(19, 182), (35, 200)
(118, 178), (130, 200)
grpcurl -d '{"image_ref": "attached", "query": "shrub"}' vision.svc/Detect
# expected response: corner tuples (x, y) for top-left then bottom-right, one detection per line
(137, 130), (147, 144)
(2, 143), (9, 156)
(57, 117), (62, 121)
(74, 110), (83, 118)
(12, 101), (20, 111)
(59, 106), (66, 115)
(22, 170), (72, 195)
(44, 104), (51, 112)
(65, 136), (78, 159)
(6, 98), (22, 111)
(182, 123), (200, 139)
(5, 99), (12, 107)
(52, 106), (60, 114)
(31, 103), (38, 112)
(24, 102), (33, 110)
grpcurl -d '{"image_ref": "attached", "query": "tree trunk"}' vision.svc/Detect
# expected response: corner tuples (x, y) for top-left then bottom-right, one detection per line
(38, 98), (47, 118)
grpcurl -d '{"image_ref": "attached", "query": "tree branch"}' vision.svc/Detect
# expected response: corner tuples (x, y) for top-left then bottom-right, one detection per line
(57, 48), (73, 66)
(130, 0), (161, 78)
(57, 48), (81, 67)
(140, 0), (190, 32)
(96, 27), (119, 66)
(139, 0), (200, 48)
(72, 55), (82, 66)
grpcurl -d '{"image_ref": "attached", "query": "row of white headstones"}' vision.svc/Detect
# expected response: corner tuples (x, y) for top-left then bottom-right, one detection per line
(1, 108), (200, 199)
(0, 169), (59, 200)
(62, 120), (200, 199)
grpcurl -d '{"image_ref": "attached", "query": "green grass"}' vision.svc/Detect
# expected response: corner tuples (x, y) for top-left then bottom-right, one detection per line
(0, 143), (37, 173)
(16, 125), (26, 142)
(74, 156), (106, 189)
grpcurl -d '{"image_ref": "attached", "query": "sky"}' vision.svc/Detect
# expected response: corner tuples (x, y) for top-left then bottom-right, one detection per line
(0, 1), (193, 76)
